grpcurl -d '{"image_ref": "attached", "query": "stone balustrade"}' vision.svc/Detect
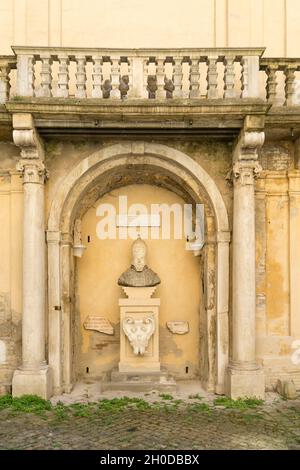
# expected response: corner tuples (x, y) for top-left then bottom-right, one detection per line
(260, 58), (300, 106)
(0, 55), (17, 103)
(0, 47), (299, 106)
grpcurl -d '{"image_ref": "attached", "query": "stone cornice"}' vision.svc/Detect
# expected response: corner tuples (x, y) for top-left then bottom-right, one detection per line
(1, 99), (299, 141)
(5, 98), (269, 116)
(4, 100), (270, 139)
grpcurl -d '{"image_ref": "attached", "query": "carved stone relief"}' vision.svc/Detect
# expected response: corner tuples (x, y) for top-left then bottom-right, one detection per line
(122, 315), (155, 355)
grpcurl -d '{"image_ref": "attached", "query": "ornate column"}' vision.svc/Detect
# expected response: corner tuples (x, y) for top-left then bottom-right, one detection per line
(12, 114), (52, 399)
(226, 117), (265, 399)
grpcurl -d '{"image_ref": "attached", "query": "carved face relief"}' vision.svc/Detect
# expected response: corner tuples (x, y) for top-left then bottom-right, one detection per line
(122, 316), (155, 355)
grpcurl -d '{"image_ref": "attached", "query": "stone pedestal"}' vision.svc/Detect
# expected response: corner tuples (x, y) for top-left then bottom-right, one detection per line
(119, 287), (160, 373)
(225, 366), (265, 400)
(103, 285), (177, 392)
(12, 367), (52, 399)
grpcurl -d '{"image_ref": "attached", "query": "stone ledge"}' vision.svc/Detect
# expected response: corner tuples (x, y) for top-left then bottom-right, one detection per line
(102, 369), (177, 393)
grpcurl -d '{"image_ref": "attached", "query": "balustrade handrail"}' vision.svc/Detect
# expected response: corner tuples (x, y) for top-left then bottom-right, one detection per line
(0, 46), (300, 107)
(0, 55), (17, 65)
(11, 46), (266, 59)
(260, 57), (300, 70)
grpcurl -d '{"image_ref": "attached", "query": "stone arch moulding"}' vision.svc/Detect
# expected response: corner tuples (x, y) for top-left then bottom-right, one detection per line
(47, 142), (230, 395)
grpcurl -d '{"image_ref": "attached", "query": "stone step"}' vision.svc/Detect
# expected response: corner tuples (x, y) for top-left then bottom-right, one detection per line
(110, 369), (173, 383)
(102, 369), (177, 392)
(102, 381), (177, 392)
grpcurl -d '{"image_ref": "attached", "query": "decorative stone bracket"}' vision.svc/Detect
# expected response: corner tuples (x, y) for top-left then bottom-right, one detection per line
(12, 114), (45, 161)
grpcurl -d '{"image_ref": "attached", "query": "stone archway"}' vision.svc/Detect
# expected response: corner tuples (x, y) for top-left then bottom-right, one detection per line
(47, 142), (230, 395)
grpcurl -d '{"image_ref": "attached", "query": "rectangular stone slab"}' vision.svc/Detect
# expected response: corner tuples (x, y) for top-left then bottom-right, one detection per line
(83, 316), (114, 335)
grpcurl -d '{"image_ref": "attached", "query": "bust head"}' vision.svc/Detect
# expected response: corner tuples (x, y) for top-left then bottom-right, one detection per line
(118, 236), (160, 287)
(132, 236), (147, 272)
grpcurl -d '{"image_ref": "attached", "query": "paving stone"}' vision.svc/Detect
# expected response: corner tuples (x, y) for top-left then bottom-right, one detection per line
(0, 399), (299, 450)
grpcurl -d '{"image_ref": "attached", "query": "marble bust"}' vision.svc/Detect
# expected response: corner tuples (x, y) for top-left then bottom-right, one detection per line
(118, 236), (161, 287)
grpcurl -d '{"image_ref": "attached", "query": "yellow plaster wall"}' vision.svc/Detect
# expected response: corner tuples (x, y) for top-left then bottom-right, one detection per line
(0, 0), (299, 56)
(265, 175), (290, 337)
(0, 161), (23, 384)
(0, 168), (23, 318)
(77, 184), (201, 380)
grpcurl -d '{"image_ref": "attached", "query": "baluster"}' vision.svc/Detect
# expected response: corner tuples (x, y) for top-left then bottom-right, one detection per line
(173, 57), (183, 99)
(143, 58), (149, 99)
(0, 64), (11, 103)
(40, 54), (52, 97)
(284, 65), (297, 106)
(75, 55), (87, 98)
(127, 57), (133, 98)
(156, 57), (166, 99)
(92, 55), (103, 98)
(17, 54), (35, 97)
(241, 55), (259, 98)
(241, 57), (249, 98)
(206, 56), (218, 99)
(110, 56), (121, 99)
(57, 54), (69, 98)
(28, 56), (35, 97)
(265, 64), (278, 104)
(224, 56), (235, 98)
(189, 58), (200, 98)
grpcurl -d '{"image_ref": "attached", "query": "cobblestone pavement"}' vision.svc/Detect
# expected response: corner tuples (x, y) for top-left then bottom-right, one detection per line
(0, 394), (300, 450)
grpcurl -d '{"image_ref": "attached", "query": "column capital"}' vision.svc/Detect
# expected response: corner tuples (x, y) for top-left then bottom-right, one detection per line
(46, 230), (61, 244)
(216, 230), (231, 243)
(16, 159), (48, 184)
(232, 160), (263, 186)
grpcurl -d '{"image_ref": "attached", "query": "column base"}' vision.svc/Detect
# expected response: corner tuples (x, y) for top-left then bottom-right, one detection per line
(12, 366), (53, 399)
(225, 366), (265, 400)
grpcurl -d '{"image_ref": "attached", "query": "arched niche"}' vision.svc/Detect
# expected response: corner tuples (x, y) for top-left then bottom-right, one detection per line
(47, 142), (230, 394)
